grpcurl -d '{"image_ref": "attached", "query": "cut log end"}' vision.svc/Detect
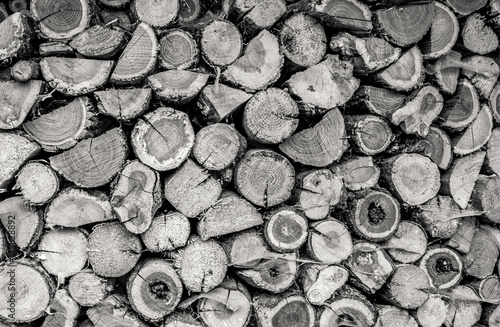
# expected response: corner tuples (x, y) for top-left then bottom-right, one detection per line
(68, 270), (110, 307)
(330, 155), (380, 191)
(253, 293), (315, 327)
(14, 161), (59, 205)
(419, 2), (459, 59)
(346, 115), (394, 155)
(419, 246), (463, 289)
(375, 46), (424, 92)
(132, 0), (179, 28)
(201, 20), (242, 68)
(141, 211), (190, 252)
(319, 297), (376, 327)
(159, 29), (198, 70)
(383, 221), (427, 264)
(308, 218), (353, 264)
(300, 264), (348, 306)
(381, 264), (430, 309)
(264, 206), (308, 252)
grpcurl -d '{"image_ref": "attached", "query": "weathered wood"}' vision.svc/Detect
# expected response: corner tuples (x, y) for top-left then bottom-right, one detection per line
(445, 216), (477, 254)
(461, 55), (500, 99)
(127, 258), (183, 322)
(300, 264), (348, 306)
(164, 158), (221, 218)
(432, 50), (461, 94)
(417, 126), (453, 170)
(111, 160), (162, 234)
(174, 237), (227, 292)
(159, 29), (198, 70)
(10, 60), (39, 82)
(446, 0), (487, 15)
(349, 85), (406, 117)
(346, 114), (394, 154)
(0, 80), (43, 130)
(330, 155), (380, 191)
(131, 0), (179, 28)
(111, 22), (158, 85)
(87, 221), (143, 277)
(197, 83), (251, 123)
(141, 211), (190, 252)
(98, 9), (134, 31)
(381, 264), (430, 309)
(221, 230), (269, 268)
(234, 149), (295, 208)
(450, 286), (482, 327)
(490, 84), (500, 124)
(471, 175), (500, 223)
(470, 275), (500, 303)
(45, 187), (114, 228)
(39, 41), (74, 57)
(383, 221), (427, 263)
(308, 218), (352, 264)
(374, 46), (424, 92)
(286, 54), (359, 111)
(318, 294), (376, 327)
(242, 87), (299, 144)
(253, 292), (315, 327)
(42, 289), (79, 327)
(31, 0), (90, 40)
(452, 104), (493, 156)
(148, 70), (209, 104)
(439, 78), (480, 131)
(464, 225), (500, 279)
(87, 294), (148, 327)
(462, 13), (498, 55)
(419, 2), (459, 59)
(0, 259), (55, 323)
(99, 0), (129, 7)
(163, 312), (202, 327)
(263, 205), (308, 252)
(40, 57), (113, 96)
(233, 0), (286, 37)
(131, 107), (195, 171)
(0, 13), (34, 64)
(419, 245), (463, 289)
(279, 108), (349, 167)
(68, 270), (110, 306)
(293, 168), (344, 220)
(177, 0), (200, 24)
(70, 25), (125, 59)
(0, 4), (7, 23)
(95, 88), (152, 122)
(374, 305), (419, 327)
(23, 96), (96, 152)
(201, 19), (242, 68)
(197, 191), (263, 240)
(485, 128), (500, 177)
(414, 294), (455, 327)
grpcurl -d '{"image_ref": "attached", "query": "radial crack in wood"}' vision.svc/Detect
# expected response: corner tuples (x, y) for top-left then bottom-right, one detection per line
(70, 25), (126, 59)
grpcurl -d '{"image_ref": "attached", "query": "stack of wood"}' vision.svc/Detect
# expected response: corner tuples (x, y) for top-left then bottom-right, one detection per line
(1, 0), (500, 326)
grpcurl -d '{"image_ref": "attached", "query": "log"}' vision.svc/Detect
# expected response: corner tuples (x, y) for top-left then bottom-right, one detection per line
(242, 87), (299, 144)
(222, 29), (283, 92)
(345, 115), (394, 155)
(110, 160), (162, 234)
(462, 13), (498, 55)
(195, 278), (252, 327)
(221, 230), (269, 269)
(293, 168), (345, 220)
(197, 83), (251, 123)
(0, 259), (55, 323)
(253, 292), (315, 327)
(39, 41), (74, 57)
(127, 258), (183, 322)
(374, 46), (424, 92)
(131, 0), (179, 28)
(174, 237), (228, 292)
(375, 2), (435, 47)
(193, 123), (246, 170)
(347, 188), (400, 242)
(471, 175), (500, 223)
(414, 294), (455, 327)
(237, 252), (298, 293)
(98, 9), (134, 31)
(30, 0), (90, 40)
(485, 128), (500, 176)
(148, 70), (209, 104)
(285, 54), (359, 111)
(445, 216), (478, 254)
(347, 241), (394, 293)
(201, 20), (242, 68)
(40, 57), (113, 96)
(49, 127), (128, 188)
(164, 158), (221, 218)
(418, 2), (459, 59)
(70, 25), (126, 59)
(42, 289), (79, 327)
(0, 132), (40, 191)
(279, 108), (349, 167)
(380, 264), (430, 309)
(197, 191), (263, 240)
(330, 155), (380, 191)
(450, 286), (482, 327)
(263, 205), (308, 252)
(44, 187), (114, 228)
(0, 196), (43, 251)
(95, 88), (152, 122)
(470, 275), (500, 303)
(131, 107), (195, 171)
(296, 0), (373, 34)
(440, 151), (485, 209)
(417, 126), (453, 170)
(446, 0), (487, 15)
(390, 85), (443, 138)
(0, 4), (7, 23)
(279, 13), (326, 68)
(432, 50), (461, 94)
(329, 32), (401, 74)
(87, 221), (143, 277)
(439, 78), (480, 131)
(383, 221), (427, 264)
(452, 104), (493, 156)
(99, 0), (129, 7)
(374, 305), (419, 327)
(481, 303), (500, 327)
(419, 246), (463, 289)
(23, 96), (96, 152)
(300, 264), (349, 306)
(0, 80), (43, 130)
(68, 270), (110, 306)
(87, 294), (148, 327)
(232, 0), (286, 37)
(110, 22), (158, 85)
(308, 218), (353, 264)
(380, 153), (440, 206)
(141, 211), (190, 252)
(318, 295), (376, 327)
(464, 225), (500, 279)
(178, 0), (200, 24)
(0, 13), (34, 64)
(461, 55), (500, 99)
(490, 84), (500, 124)
(163, 312), (202, 327)
(234, 149), (295, 208)
(349, 85), (406, 118)
(159, 29), (198, 70)
(10, 60), (40, 82)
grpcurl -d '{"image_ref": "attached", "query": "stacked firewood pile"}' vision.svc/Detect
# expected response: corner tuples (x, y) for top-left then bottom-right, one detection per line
(2, 0), (500, 326)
